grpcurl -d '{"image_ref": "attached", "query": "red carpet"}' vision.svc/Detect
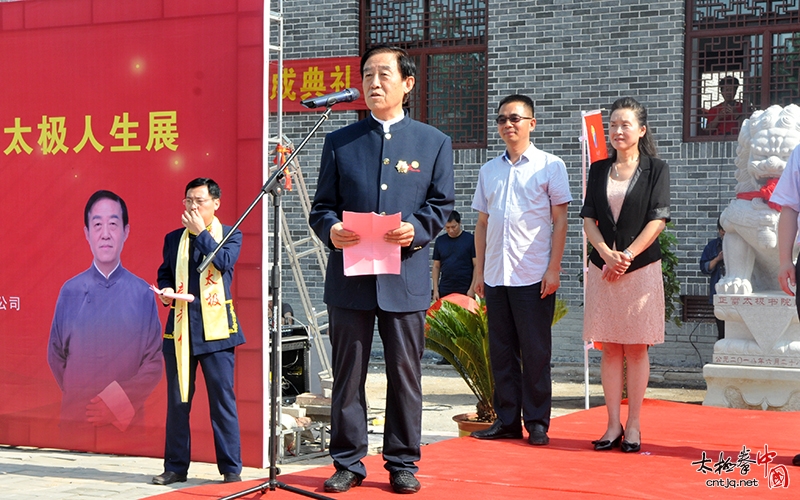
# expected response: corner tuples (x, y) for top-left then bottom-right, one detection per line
(148, 400), (799, 499)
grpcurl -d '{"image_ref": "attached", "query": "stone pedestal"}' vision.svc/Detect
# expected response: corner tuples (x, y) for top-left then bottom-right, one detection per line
(703, 364), (800, 410)
(703, 293), (800, 410)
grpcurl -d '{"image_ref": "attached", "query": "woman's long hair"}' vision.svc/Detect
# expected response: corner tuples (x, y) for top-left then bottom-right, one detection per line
(609, 97), (658, 159)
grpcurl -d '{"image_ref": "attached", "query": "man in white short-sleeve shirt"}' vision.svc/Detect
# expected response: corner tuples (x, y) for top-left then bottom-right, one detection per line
(470, 94), (572, 446)
(770, 142), (800, 469)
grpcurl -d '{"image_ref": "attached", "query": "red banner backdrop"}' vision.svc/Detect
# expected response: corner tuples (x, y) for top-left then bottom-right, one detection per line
(269, 57), (367, 112)
(0, 0), (267, 467)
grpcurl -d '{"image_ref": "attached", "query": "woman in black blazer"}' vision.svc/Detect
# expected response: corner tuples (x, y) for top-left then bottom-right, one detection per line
(580, 97), (670, 453)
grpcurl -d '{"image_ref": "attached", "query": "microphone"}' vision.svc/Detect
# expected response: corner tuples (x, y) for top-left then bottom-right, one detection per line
(301, 88), (361, 108)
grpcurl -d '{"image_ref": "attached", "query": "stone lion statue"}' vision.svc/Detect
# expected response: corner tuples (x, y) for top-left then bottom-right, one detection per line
(717, 104), (800, 295)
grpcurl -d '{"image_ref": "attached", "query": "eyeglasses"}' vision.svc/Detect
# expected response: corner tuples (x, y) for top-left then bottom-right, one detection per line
(495, 114), (533, 125)
(183, 197), (211, 207)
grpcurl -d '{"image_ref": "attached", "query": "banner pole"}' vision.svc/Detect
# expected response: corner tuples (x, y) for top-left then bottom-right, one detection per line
(579, 109), (606, 410)
(580, 111), (590, 410)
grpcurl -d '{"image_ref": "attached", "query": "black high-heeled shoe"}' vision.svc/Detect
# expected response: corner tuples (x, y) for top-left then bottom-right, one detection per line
(621, 431), (641, 453)
(591, 423), (624, 451)
(592, 434), (622, 451)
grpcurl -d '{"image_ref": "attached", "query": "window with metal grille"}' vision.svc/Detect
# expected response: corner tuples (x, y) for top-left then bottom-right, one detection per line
(360, 0), (488, 149)
(684, 1), (800, 141)
(681, 295), (716, 323)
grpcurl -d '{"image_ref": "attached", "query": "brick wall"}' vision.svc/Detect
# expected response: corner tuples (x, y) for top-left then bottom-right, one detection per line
(276, 1), (739, 367)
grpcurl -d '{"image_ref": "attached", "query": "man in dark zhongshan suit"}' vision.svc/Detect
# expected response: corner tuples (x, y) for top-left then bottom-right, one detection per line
(309, 44), (454, 494)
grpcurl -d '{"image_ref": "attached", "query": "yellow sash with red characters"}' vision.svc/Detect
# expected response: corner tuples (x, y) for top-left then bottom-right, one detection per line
(173, 216), (229, 402)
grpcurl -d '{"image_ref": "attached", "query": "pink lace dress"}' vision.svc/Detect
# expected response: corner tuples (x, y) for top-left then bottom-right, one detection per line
(583, 176), (665, 345)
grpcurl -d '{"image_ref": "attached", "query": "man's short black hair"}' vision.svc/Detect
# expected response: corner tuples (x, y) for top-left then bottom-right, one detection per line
(360, 44), (416, 80)
(497, 94), (535, 117)
(185, 178), (221, 199)
(84, 190), (128, 228)
(447, 210), (461, 224)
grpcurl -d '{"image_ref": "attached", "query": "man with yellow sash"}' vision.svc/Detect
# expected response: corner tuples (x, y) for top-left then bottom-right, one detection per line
(152, 178), (245, 486)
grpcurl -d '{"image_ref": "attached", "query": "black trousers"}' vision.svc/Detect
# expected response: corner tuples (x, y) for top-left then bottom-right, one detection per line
(485, 283), (554, 432)
(795, 259), (800, 320)
(327, 305), (425, 477)
(162, 344), (242, 475)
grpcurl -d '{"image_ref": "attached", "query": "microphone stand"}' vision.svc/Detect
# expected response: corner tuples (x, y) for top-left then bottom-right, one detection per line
(215, 106), (334, 500)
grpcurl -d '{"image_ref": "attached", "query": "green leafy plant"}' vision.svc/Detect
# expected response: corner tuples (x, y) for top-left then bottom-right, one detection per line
(425, 294), (568, 422)
(660, 222), (681, 326)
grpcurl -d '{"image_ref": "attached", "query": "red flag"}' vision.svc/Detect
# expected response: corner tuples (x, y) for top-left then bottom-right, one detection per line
(583, 111), (608, 164)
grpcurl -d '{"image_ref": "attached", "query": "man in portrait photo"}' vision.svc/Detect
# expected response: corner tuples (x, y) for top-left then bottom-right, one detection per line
(48, 190), (162, 451)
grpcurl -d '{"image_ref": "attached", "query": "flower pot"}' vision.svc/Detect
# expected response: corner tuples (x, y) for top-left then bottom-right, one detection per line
(452, 412), (493, 437)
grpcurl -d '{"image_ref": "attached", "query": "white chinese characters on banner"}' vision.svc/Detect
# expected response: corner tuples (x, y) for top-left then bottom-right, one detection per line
(0, 296), (20, 311)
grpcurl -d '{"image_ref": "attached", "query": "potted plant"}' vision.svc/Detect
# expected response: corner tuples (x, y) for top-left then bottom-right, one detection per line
(425, 293), (568, 435)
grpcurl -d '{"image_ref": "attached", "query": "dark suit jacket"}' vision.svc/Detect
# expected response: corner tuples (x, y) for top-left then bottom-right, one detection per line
(580, 155), (671, 273)
(309, 115), (455, 313)
(157, 225), (245, 355)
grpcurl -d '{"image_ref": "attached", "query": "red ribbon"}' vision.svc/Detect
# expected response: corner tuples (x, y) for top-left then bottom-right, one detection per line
(736, 177), (780, 211)
(274, 145), (293, 191)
